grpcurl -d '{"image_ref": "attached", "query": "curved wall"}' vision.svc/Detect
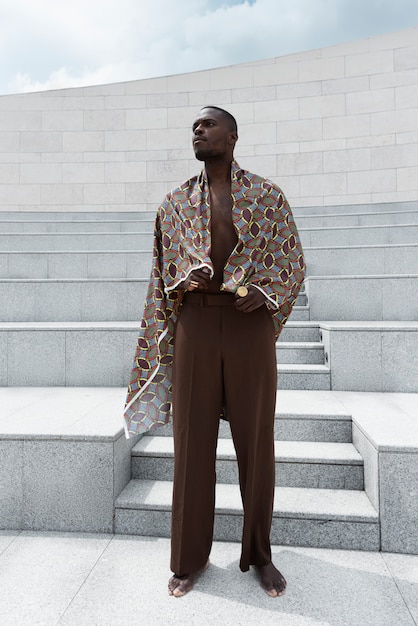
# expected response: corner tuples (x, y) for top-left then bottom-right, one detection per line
(0, 26), (417, 212)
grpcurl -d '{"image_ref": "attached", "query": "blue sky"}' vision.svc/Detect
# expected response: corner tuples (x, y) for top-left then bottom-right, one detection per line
(1, 0), (417, 95)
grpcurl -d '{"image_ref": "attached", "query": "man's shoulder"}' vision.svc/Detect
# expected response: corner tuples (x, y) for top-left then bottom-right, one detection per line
(167, 174), (200, 200)
(238, 167), (284, 198)
(157, 174), (200, 216)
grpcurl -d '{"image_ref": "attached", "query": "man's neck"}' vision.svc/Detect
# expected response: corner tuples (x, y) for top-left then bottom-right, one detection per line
(204, 159), (233, 186)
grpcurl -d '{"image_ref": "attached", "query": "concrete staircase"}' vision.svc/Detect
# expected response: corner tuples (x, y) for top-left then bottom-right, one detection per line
(115, 393), (379, 550)
(1, 201), (417, 552)
(0, 209), (331, 390)
(113, 201), (417, 551)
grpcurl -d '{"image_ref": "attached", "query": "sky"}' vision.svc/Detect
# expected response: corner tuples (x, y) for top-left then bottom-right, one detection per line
(1, 0), (418, 96)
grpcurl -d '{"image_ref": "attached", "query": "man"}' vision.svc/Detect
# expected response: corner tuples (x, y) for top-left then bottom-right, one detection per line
(124, 106), (305, 598)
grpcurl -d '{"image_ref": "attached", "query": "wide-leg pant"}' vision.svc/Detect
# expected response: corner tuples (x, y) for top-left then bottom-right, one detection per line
(170, 292), (277, 575)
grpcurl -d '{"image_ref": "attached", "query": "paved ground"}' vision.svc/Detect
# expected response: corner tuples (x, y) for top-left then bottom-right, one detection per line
(0, 532), (417, 625)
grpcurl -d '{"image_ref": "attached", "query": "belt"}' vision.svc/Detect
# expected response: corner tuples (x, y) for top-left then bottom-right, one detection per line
(184, 292), (236, 306)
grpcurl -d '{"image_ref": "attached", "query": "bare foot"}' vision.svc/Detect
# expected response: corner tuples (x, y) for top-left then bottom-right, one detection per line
(168, 560), (210, 597)
(254, 562), (287, 597)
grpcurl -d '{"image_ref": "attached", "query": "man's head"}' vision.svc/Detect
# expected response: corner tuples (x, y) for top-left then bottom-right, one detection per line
(192, 106), (238, 163)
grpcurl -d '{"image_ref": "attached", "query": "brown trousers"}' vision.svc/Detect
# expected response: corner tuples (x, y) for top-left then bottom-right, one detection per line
(170, 292), (277, 575)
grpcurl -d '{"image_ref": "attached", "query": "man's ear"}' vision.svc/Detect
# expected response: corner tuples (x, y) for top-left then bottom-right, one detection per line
(228, 131), (238, 145)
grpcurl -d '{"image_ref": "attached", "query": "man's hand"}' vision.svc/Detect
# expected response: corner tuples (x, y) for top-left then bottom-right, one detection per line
(235, 285), (266, 312)
(183, 268), (211, 291)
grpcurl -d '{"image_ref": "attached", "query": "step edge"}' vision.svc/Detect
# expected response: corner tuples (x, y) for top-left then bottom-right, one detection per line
(115, 480), (378, 522)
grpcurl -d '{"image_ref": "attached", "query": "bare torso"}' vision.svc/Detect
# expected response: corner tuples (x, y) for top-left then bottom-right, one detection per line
(206, 181), (237, 292)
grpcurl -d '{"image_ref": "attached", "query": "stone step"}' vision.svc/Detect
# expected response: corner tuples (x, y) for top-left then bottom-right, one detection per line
(306, 275), (418, 322)
(306, 244), (418, 277)
(0, 220), (154, 233)
(276, 364), (330, 390)
(0, 319), (320, 340)
(317, 321), (418, 393)
(301, 223), (418, 247)
(0, 388), (351, 441)
(0, 211), (152, 221)
(1, 204), (416, 225)
(296, 209), (418, 228)
(132, 437), (363, 489)
(294, 290), (307, 305)
(276, 342), (324, 364)
(0, 233), (152, 251)
(0, 322), (329, 387)
(146, 389), (353, 443)
(0, 279), (308, 322)
(292, 200), (418, 216)
(0, 200), (416, 221)
(0, 278), (149, 322)
(0, 223), (416, 251)
(0, 387), (352, 442)
(1, 244), (415, 280)
(114, 479), (380, 551)
(0, 251), (154, 279)
(1, 208), (417, 232)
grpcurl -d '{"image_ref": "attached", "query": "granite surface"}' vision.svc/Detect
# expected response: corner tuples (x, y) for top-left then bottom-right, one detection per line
(2, 533), (416, 626)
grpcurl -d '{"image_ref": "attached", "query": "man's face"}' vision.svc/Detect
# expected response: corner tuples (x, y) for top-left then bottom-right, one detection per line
(192, 108), (236, 161)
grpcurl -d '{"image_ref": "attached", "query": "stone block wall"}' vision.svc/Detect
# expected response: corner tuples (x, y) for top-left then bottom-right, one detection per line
(0, 27), (417, 212)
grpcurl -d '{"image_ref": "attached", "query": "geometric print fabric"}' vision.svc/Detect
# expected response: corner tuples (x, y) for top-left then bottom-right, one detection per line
(124, 161), (305, 437)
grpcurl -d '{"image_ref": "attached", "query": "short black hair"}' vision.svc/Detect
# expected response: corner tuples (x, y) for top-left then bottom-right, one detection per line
(200, 106), (238, 133)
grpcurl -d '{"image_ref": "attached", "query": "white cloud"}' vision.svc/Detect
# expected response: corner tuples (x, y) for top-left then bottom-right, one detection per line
(10, 64), (139, 94)
(1, 0), (418, 95)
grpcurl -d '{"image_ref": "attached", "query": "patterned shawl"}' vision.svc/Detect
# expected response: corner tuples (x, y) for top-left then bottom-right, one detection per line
(123, 161), (305, 437)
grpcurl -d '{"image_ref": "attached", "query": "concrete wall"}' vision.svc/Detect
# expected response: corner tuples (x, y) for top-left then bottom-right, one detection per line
(0, 27), (417, 213)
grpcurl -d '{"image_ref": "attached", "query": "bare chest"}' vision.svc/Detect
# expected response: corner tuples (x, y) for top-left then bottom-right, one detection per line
(208, 187), (238, 288)
(209, 187), (237, 245)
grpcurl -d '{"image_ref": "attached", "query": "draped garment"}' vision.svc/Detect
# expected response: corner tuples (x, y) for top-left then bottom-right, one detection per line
(123, 161), (305, 437)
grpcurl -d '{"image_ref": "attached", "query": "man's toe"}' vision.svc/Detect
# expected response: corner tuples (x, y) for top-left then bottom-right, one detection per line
(265, 587), (279, 597)
(172, 586), (187, 597)
(274, 577), (286, 596)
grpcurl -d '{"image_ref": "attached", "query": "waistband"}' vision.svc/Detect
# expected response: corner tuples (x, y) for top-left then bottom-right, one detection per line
(183, 292), (236, 306)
